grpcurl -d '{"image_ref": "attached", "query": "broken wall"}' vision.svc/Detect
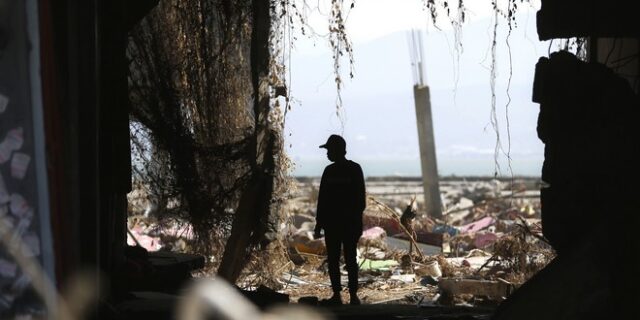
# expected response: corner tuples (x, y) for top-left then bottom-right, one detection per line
(493, 1), (640, 316)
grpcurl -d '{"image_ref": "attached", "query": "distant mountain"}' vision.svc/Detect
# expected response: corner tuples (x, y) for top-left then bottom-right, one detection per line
(286, 11), (547, 176)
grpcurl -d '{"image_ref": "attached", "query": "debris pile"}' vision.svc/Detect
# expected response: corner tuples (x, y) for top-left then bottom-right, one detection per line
(125, 177), (553, 308)
(126, 215), (196, 254)
(280, 177), (553, 306)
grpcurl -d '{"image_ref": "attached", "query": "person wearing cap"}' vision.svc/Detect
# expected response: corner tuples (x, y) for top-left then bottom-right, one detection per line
(315, 134), (366, 305)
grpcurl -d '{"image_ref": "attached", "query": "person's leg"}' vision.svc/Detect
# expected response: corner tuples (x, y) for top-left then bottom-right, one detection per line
(343, 234), (360, 305)
(325, 232), (343, 299)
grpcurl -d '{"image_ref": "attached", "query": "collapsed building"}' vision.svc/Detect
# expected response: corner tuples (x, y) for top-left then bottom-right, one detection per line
(0, 0), (638, 319)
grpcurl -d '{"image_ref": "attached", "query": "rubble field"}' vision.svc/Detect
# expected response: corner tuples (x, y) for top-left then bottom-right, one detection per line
(127, 176), (554, 308)
(280, 176), (552, 306)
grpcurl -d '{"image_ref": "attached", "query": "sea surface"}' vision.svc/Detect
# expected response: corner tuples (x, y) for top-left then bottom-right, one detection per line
(290, 157), (542, 178)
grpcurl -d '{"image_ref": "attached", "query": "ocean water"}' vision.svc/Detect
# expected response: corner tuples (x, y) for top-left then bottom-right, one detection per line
(289, 157), (542, 178)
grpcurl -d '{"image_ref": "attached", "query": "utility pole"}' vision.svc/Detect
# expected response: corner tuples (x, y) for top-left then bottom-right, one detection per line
(408, 30), (442, 219)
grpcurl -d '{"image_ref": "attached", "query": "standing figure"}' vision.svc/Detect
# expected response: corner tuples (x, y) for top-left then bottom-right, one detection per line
(314, 134), (366, 305)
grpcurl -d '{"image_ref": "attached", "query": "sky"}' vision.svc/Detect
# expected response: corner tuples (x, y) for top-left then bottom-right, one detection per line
(283, 0), (550, 177)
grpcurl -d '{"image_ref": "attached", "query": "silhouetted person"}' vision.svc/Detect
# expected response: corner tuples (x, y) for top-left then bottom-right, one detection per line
(314, 134), (366, 305)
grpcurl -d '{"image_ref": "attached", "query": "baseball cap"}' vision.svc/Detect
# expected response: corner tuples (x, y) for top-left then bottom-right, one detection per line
(319, 134), (346, 151)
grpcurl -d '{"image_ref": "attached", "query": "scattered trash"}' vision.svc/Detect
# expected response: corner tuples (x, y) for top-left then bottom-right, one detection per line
(439, 278), (514, 300)
(473, 232), (499, 249)
(292, 239), (326, 255)
(389, 274), (416, 283)
(414, 260), (442, 278)
(360, 227), (386, 242)
(432, 225), (459, 237)
(359, 227), (387, 249)
(358, 259), (399, 271)
(127, 177), (550, 307)
(361, 247), (386, 260)
(458, 216), (495, 234)
(274, 177), (550, 306)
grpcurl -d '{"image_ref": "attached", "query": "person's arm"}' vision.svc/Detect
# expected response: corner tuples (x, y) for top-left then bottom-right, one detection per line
(354, 163), (366, 235)
(314, 168), (328, 238)
(355, 163), (366, 213)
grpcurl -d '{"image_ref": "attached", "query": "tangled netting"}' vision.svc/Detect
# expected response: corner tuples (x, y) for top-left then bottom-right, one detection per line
(127, 0), (273, 255)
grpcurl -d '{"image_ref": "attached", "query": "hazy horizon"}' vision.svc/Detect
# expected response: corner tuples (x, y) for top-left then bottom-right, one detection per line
(284, 1), (548, 178)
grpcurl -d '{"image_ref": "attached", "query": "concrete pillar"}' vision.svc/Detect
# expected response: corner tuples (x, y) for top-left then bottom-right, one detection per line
(413, 85), (442, 219)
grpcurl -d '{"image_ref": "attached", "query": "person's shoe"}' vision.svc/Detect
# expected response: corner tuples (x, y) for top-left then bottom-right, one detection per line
(349, 294), (361, 305)
(320, 294), (342, 306)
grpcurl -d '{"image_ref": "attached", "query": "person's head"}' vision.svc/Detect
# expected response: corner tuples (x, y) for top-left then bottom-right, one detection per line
(319, 134), (346, 162)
